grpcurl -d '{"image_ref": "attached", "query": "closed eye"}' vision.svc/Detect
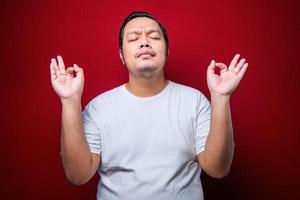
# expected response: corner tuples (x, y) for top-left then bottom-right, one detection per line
(128, 38), (138, 42)
(151, 37), (160, 40)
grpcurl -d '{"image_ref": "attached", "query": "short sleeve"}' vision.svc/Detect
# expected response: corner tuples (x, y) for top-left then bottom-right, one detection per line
(82, 103), (102, 155)
(194, 92), (211, 156)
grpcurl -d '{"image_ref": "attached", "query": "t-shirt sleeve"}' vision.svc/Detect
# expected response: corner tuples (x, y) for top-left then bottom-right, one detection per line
(82, 103), (102, 155)
(194, 92), (211, 156)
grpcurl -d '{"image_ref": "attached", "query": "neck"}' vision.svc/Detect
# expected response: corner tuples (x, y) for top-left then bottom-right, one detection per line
(125, 73), (168, 97)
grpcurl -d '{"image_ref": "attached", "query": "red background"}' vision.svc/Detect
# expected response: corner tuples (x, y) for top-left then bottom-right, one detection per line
(1, 0), (299, 199)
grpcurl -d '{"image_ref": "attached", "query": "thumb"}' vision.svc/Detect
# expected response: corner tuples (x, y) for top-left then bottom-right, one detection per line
(73, 64), (84, 80)
(207, 60), (216, 74)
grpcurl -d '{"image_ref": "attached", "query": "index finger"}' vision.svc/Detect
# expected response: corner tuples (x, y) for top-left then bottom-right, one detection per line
(215, 62), (228, 73)
(57, 55), (66, 75)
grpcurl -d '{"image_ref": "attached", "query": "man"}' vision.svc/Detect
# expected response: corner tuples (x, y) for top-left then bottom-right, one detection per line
(50, 11), (248, 200)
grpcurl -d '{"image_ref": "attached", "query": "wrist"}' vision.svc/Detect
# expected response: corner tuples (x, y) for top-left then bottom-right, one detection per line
(60, 95), (82, 105)
(210, 93), (231, 103)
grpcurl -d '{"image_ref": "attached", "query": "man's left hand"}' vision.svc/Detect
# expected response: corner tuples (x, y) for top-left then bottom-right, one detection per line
(207, 54), (248, 97)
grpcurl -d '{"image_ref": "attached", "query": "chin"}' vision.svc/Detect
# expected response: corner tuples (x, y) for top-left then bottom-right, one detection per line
(137, 65), (157, 73)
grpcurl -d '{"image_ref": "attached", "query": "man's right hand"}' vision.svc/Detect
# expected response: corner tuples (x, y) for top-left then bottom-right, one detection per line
(50, 55), (84, 100)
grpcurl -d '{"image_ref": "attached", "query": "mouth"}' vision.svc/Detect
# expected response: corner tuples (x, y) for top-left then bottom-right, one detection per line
(137, 50), (155, 59)
(139, 53), (153, 59)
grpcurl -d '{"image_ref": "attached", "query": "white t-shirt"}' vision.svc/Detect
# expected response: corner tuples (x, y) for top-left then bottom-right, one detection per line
(82, 80), (211, 200)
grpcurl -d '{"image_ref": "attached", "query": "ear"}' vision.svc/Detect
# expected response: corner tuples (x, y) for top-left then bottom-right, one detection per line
(167, 49), (170, 57)
(119, 49), (125, 65)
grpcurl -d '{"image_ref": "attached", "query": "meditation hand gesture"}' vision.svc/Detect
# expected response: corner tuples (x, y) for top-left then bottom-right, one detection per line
(50, 55), (84, 100)
(207, 54), (248, 97)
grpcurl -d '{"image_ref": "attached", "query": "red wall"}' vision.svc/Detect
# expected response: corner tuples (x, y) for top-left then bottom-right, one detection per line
(1, 0), (299, 199)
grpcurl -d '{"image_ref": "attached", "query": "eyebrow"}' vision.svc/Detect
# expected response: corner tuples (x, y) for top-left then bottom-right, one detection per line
(145, 29), (161, 34)
(126, 29), (161, 37)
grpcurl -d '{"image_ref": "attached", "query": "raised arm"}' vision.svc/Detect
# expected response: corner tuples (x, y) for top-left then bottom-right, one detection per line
(197, 54), (248, 178)
(50, 55), (100, 185)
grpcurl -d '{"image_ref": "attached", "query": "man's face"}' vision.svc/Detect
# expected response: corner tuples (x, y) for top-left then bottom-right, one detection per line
(120, 17), (168, 79)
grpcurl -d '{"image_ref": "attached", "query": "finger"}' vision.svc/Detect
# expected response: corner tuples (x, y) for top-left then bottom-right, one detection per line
(207, 60), (216, 74)
(51, 58), (61, 77)
(73, 64), (84, 80)
(50, 61), (57, 81)
(215, 63), (228, 73)
(66, 67), (74, 72)
(51, 58), (59, 71)
(57, 55), (66, 75)
(233, 58), (246, 74)
(66, 67), (75, 78)
(228, 53), (240, 70)
(237, 63), (248, 80)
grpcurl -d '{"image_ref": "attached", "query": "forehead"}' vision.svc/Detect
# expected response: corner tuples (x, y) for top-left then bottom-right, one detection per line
(124, 17), (161, 33)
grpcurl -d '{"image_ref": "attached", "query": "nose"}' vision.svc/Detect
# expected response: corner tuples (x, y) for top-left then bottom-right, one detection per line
(140, 34), (152, 49)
